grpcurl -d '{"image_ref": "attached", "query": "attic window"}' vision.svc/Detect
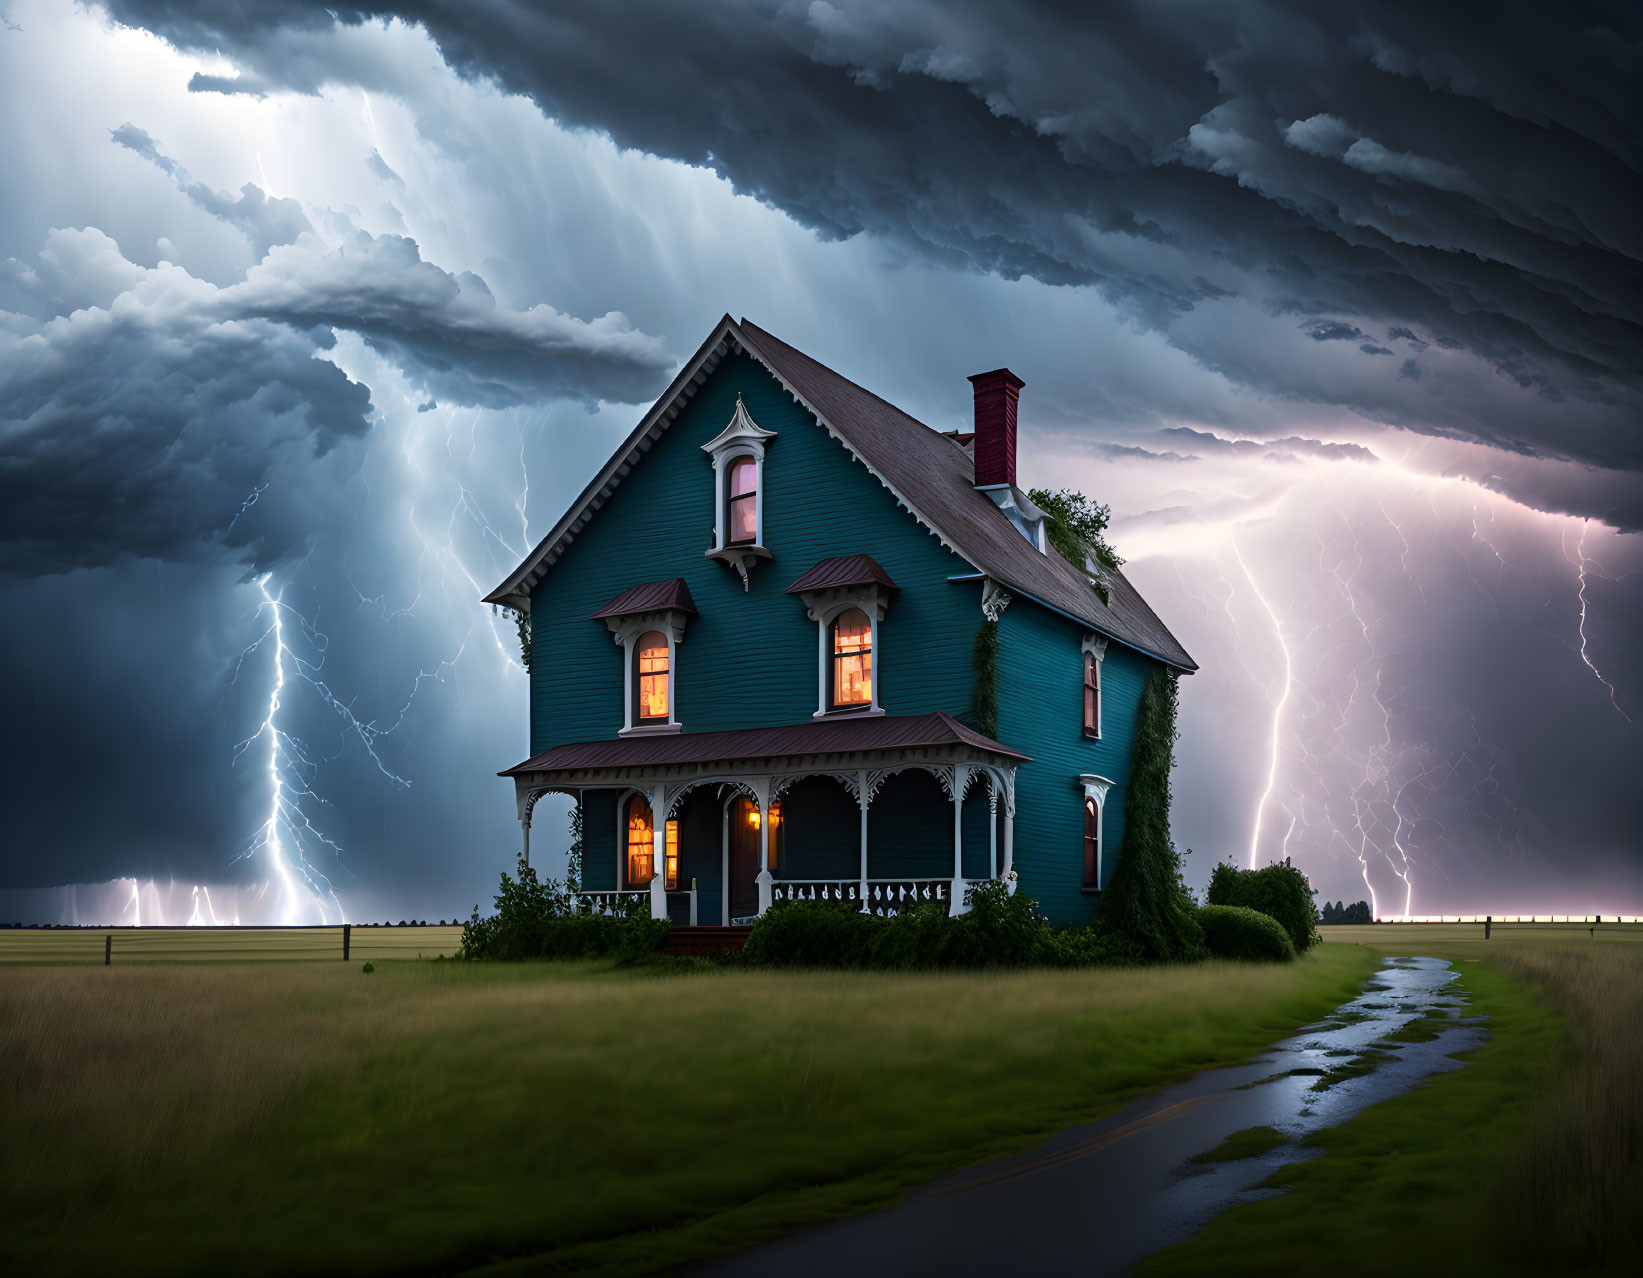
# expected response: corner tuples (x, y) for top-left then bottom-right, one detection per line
(702, 393), (777, 588)
(727, 457), (758, 545)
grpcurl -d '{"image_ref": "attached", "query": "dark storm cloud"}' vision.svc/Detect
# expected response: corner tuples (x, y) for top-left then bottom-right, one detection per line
(1160, 426), (1380, 464)
(0, 132), (673, 576)
(97, 0), (1643, 523)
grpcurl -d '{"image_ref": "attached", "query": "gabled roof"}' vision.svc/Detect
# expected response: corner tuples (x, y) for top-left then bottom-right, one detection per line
(487, 316), (1194, 672)
(502, 711), (1029, 776)
(785, 554), (898, 596)
(589, 578), (697, 620)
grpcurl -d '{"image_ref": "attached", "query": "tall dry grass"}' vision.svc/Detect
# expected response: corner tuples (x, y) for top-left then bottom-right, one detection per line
(1491, 946), (1643, 1269)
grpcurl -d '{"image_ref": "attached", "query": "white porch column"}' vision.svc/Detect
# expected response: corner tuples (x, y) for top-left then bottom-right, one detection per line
(1002, 773), (1016, 884)
(950, 764), (970, 916)
(648, 786), (668, 921)
(988, 780), (999, 878)
(856, 769), (870, 913)
(520, 817), (531, 870)
(754, 778), (774, 914)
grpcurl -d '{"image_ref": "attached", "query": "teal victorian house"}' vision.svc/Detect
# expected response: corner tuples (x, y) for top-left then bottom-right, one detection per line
(485, 317), (1195, 927)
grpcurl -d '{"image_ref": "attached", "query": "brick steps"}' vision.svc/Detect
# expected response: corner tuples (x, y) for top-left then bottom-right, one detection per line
(656, 925), (753, 957)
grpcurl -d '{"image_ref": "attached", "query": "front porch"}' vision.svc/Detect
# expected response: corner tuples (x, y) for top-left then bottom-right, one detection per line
(504, 712), (1026, 924)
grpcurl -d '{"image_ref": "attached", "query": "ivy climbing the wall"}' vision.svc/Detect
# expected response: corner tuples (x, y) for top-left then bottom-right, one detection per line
(1097, 668), (1204, 961)
(503, 607), (532, 672)
(970, 618), (1000, 737)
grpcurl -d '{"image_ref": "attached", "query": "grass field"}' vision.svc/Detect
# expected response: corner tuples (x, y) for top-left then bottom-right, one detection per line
(1, 943), (1375, 1276)
(1140, 923), (1643, 1277)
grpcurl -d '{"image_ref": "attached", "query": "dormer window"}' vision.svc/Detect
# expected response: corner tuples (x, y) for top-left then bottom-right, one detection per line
(831, 609), (873, 709)
(636, 631), (670, 722)
(591, 579), (696, 736)
(787, 555), (896, 718)
(702, 394), (777, 589)
(727, 457), (758, 545)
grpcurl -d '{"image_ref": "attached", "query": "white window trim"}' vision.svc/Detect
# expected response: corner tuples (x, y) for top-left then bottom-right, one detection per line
(606, 609), (689, 735)
(797, 584), (890, 718)
(701, 394), (777, 588)
(1081, 633), (1108, 738)
(1078, 774), (1114, 890)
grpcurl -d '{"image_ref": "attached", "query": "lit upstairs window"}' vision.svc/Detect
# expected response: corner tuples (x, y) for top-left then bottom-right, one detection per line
(728, 457), (758, 545)
(831, 608), (873, 709)
(636, 630), (669, 721)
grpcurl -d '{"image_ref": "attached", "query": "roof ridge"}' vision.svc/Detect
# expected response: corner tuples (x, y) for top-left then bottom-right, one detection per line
(739, 318), (952, 438)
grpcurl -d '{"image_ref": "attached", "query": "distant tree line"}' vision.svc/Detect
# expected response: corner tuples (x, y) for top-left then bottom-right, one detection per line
(1320, 900), (1373, 924)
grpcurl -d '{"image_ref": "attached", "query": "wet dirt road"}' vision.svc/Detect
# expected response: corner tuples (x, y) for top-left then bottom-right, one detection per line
(693, 956), (1485, 1277)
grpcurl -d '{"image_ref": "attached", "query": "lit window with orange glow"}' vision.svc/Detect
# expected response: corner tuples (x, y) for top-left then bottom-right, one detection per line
(635, 630), (669, 721)
(625, 795), (654, 886)
(727, 457), (758, 545)
(664, 820), (680, 890)
(830, 609), (872, 709)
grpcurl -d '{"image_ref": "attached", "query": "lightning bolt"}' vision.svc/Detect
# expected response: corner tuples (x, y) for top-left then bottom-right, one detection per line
(1230, 531), (1294, 873)
(1570, 521), (1631, 723)
(1129, 441), (1626, 919)
(231, 575), (348, 924)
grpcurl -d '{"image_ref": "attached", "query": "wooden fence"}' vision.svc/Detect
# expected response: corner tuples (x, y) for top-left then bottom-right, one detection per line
(0, 923), (467, 965)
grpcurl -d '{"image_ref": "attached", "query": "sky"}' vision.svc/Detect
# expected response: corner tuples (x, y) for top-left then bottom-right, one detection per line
(0, 0), (1637, 924)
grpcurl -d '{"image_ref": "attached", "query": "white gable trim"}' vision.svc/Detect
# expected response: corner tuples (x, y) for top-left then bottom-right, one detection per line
(485, 316), (978, 614)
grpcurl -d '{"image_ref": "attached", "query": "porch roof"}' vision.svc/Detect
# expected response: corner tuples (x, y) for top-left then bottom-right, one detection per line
(502, 711), (1028, 777)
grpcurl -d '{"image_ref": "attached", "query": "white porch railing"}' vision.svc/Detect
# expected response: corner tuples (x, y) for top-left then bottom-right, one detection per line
(772, 877), (982, 916)
(573, 887), (698, 925)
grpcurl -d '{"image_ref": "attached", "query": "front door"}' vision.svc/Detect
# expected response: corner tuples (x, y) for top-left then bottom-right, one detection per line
(728, 796), (760, 920)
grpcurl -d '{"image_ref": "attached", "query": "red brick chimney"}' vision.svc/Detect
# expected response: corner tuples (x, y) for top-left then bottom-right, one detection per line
(968, 368), (1025, 488)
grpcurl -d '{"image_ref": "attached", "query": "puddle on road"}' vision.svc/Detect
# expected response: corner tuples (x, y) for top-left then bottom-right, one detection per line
(695, 956), (1487, 1278)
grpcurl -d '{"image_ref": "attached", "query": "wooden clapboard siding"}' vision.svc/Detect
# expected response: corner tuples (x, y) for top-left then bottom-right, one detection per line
(528, 352), (979, 752)
(995, 597), (1156, 924)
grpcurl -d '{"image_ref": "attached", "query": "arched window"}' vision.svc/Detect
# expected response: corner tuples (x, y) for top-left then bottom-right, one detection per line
(1083, 795), (1100, 889)
(830, 609), (873, 709)
(635, 630), (669, 722)
(626, 795), (654, 887)
(727, 457), (758, 545)
(1083, 650), (1101, 736)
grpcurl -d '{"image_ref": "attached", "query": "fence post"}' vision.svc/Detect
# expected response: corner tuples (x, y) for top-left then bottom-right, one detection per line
(1484, 915), (1491, 940)
(105, 934), (112, 966)
(342, 923), (351, 962)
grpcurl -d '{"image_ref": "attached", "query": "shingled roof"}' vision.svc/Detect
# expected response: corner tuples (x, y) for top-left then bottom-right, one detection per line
(487, 315), (1194, 671)
(502, 711), (1029, 776)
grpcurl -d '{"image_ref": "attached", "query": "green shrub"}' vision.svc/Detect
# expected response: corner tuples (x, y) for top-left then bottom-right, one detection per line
(744, 881), (1054, 970)
(1206, 860), (1320, 951)
(460, 856), (668, 961)
(742, 900), (877, 967)
(1198, 904), (1296, 962)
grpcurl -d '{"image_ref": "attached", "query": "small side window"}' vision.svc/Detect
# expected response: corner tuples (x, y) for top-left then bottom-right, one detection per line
(1083, 795), (1100, 889)
(1083, 650), (1101, 736)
